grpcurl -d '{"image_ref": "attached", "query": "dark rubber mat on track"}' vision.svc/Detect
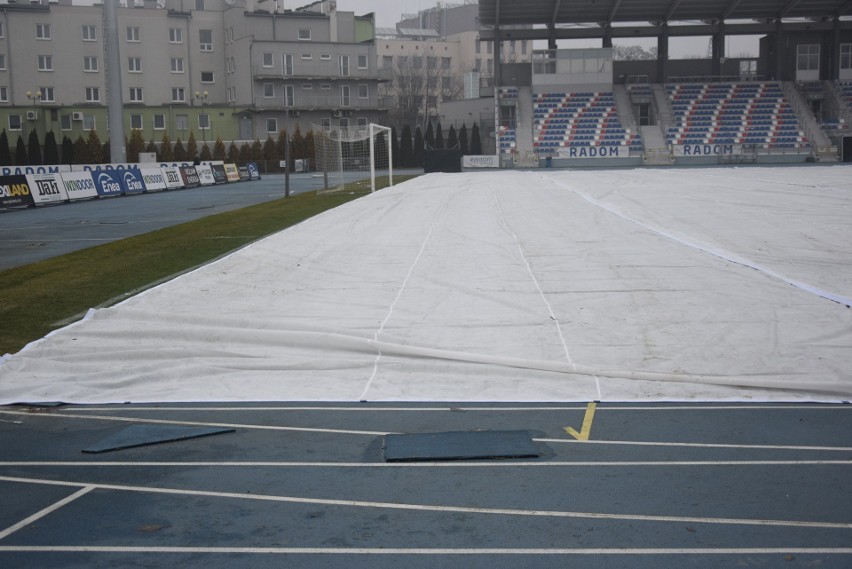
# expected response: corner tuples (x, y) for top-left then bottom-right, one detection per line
(383, 429), (539, 462)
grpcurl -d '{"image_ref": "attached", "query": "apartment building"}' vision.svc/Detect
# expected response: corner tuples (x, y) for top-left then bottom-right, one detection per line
(0, 0), (386, 150)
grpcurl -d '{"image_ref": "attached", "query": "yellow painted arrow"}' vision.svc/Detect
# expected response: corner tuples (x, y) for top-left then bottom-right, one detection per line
(564, 402), (597, 441)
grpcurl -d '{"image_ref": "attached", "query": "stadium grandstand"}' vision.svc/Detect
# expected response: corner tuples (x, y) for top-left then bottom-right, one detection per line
(476, 0), (852, 167)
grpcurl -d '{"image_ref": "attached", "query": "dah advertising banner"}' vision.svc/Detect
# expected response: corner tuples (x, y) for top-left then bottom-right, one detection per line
(59, 171), (98, 201)
(120, 169), (146, 195)
(138, 167), (168, 192)
(179, 166), (201, 188)
(25, 173), (70, 205)
(91, 170), (125, 198)
(160, 166), (184, 190)
(194, 164), (217, 186)
(0, 175), (36, 209)
(224, 164), (241, 182)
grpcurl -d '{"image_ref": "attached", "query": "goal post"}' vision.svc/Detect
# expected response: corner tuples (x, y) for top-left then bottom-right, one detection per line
(313, 123), (393, 194)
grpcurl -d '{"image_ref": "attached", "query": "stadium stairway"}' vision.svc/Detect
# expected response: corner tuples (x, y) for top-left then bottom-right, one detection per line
(641, 125), (672, 165)
(515, 86), (538, 167)
(783, 81), (835, 161)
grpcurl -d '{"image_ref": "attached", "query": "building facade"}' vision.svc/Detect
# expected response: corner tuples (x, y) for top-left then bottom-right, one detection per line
(0, 0), (386, 153)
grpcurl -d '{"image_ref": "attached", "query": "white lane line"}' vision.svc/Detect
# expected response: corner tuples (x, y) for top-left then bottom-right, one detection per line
(538, 438), (852, 452)
(0, 410), (390, 436)
(58, 405), (852, 412)
(1, 546), (851, 555)
(0, 486), (95, 541)
(4, 409), (852, 452)
(2, 460), (852, 468)
(1, 475), (850, 530)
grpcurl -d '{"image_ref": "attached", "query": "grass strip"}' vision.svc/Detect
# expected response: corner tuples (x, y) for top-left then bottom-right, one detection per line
(0, 176), (412, 356)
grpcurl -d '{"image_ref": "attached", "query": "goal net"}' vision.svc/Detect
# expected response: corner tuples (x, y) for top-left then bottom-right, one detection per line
(313, 123), (393, 194)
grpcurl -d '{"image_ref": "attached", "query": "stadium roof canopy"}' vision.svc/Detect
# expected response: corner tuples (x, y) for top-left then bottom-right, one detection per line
(478, 0), (852, 28)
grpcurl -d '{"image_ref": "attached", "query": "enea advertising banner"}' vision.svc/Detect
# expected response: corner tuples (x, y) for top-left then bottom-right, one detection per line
(25, 173), (70, 205)
(194, 164), (217, 186)
(246, 162), (261, 180)
(160, 167), (184, 190)
(138, 167), (167, 192)
(224, 164), (241, 182)
(91, 169), (125, 198)
(59, 171), (98, 201)
(210, 164), (228, 184)
(120, 169), (146, 195)
(179, 166), (201, 188)
(0, 175), (36, 209)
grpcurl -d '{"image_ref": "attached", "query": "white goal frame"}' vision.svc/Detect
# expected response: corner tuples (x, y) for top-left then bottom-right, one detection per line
(313, 123), (393, 194)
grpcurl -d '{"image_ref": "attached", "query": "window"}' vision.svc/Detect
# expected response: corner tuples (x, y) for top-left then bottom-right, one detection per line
(298, 28), (311, 40)
(357, 117), (368, 128)
(0, 55), (5, 71)
(412, 56), (423, 68)
(199, 113), (210, 130)
(128, 57), (141, 72)
(172, 87), (185, 102)
(263, 83), (274, 98)
(262, 52), (273, 67)
(427, 56), (437, 69)
(200, 71), (214, 83)
(284, 84), (294, 107)
(441, 76), (452, 90)
(301, 53), (312, 60)
(339, 117), (349, 129)
(60, 114), (71, 130)
(382, 55), (393, 69)
(320, 53), (331, 60)
(476, 40), (481, 54)
(442, 57), (451, 70)
(126, 26), (140, 42)
(283, 53), (293, 75)
(487, 42), (493, 54)
(9, 114), (21, 131)
(169, 27), (182, 43)
(357, 54), (368, 69)
(358, 84), (368, 98)
(39, 87), (54, 102)
(175, 114), (188, 131)
(0, 87), (6, 102)
(320, 83), (331, 90)
(38, 55), (53, 71)
(130, 114), (143, 129)
(84, 56), (98, 72)
(339, 55), (350, 77)
(320, 118), (331, 130)
(841, 44), (852, 70)
(129, 87), (143, 102)
(195, 0), (204, 9)
(302, 83), (313, 90)
(340, 85), (350, 107)
(82, 25), (96, 41)
(85, 86), (100, 102)
(266, 118), (277, 133)
(36, 23), (51, 40)
(171, 58), (184, 73)
(797, 44), (819, 71)
(83, 115), (95, 131)
(153, 114), (165, 130)
(199, 29), (212, 51)
(0, 21), (4, 39)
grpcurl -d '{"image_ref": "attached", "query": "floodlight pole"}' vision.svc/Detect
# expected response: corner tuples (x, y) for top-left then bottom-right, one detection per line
(284, 109), (290, 197)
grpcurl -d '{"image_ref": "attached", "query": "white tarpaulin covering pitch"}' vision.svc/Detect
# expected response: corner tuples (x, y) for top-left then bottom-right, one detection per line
(1, 166), (851, 403)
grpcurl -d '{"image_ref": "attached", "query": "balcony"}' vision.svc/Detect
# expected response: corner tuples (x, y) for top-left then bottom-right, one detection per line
(252, 64), (391, 82)
(254, 94), (389, 111)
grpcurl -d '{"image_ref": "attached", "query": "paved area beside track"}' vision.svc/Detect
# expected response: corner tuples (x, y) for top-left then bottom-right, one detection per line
(1, 402), (851, 568)
(0, 171), (412, 271)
